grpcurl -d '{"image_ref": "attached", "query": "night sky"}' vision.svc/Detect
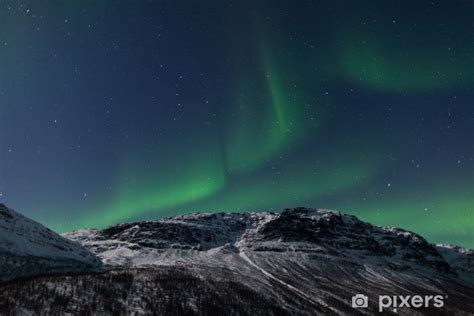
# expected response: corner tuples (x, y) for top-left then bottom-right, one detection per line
(1, 1), (473, 247)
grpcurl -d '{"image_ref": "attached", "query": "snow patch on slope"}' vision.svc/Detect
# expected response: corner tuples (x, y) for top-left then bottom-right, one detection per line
(0, 204), (102, 282)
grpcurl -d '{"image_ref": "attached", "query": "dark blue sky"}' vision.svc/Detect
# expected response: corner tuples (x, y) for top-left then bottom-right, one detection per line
(0, 0), (473, 247)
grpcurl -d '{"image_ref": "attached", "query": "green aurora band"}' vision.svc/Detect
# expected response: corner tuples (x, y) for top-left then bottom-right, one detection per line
(45, 148), (378, 233)
(338, 36), (474, 92)
(341, 189), (473, 247)
(225, 37), (322, 173)
(333, 4), (474, 92)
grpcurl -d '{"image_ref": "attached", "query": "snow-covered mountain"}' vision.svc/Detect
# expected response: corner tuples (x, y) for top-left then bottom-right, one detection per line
(56, 207), (473, 315)
(0, 203), (102, 282)
(1, 206), (472, 315)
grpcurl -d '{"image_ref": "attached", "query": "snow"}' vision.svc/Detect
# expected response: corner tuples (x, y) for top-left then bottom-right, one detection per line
(62, 207), (472, 286)
(1, 206), (472, 314)
(0, 204), (102, 282)
(239, 250), (326, 307)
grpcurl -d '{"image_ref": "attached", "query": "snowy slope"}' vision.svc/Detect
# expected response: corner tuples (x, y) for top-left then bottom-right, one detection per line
(0, 203), (102, 282)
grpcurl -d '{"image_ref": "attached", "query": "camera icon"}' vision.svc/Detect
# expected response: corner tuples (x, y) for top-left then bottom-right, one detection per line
(352, 294), (369, 308)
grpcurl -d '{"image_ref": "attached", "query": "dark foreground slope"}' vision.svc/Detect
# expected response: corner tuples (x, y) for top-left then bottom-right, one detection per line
(0, 207), (473, 315)
(0, 266), (290, 315)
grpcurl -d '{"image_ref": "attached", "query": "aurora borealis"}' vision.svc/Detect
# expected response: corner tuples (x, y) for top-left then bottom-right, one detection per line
(0, 1), (472, 247)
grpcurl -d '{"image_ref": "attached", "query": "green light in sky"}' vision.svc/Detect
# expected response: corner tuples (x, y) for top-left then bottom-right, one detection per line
(98, 170), (224, 229)
(200, 157), (376, 212)
(225, 38), (324, 173)
(44, 128), (228, 231)
(338, 39), (474, 92)
(335, 18), (474, 92)
(342, 189), (474, 248)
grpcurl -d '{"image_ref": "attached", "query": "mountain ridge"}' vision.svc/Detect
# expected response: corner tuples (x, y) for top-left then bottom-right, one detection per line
(63, 207), (472, 282)
(1, 205), (472, 315)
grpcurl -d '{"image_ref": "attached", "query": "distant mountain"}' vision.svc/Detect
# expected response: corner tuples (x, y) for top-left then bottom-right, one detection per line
(0, 203), (102, 283)
(0, 206), (473, 315)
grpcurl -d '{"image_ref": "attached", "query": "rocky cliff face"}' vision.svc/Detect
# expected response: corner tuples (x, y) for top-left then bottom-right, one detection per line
(0, 203), (102, 283)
